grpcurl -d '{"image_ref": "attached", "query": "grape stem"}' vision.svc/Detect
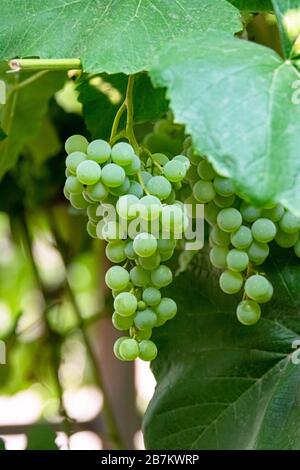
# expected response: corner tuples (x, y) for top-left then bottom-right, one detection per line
(9, 58), (81, 72)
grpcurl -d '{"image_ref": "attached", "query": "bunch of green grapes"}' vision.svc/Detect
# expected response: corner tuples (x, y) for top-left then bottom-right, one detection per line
(184, 142), (300, 326)
(143, 113), (185, 157)
(63, 134), (190, 361)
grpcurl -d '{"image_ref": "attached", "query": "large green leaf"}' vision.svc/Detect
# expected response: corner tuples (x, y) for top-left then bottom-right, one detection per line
(272, 0), (300, 58)
(0, 71), (65, 179)
(143, 248), (300, 450)
(229, 0), (273, 10)
(150, 33), (300, 214)
(0, 1), (241, 74)
(0, 127), (6, 141)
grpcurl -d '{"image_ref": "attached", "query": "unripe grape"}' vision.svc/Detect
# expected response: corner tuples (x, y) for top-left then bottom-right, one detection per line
(236, 300), (261, 325)
(128, 181), (143, 198)
(275, 228), (299, 248)
(134, 309), (157, 330)
(139, 253), (161, 270)
(219, 270), (243, 294)
(230, 225), (253, 249)
(124, 154), (141, 175)
(119, 338), (139, 361)
(139, 340), (158, 361)
(205, 202), (220, 226)
(111, 142), (135, 166)
(100, 221), (124, 241)
(133, 233), (157, 258)
(101, 163), (126, 187)
(210, 225), (231, 246)
(116, 194), (139, 220)
(213, 176), (235, 197)
(65, 135), (88, 154)
(109, 177), (131, 196)
(105, 266), (130, 291)
(151, 265), (173, 288)
(247, 241), (269, 265)
(155, 297), (177, 321)
(226, 249), (249, 272)
(137, 300), (147, 311)
(244, 275), (273, 303)
(251, 218), (276, 243)
(217, 208), (242, 233)
(113, 337), (127, 360)
(157, 238), (176, 254)
(114, 292), (138, 316)
(112, 312), (135, 331)
(65, 175), (83, 194)
(139, 195), (161, 221)
(193, 180), (215, 203)
(240, 202), (262, 222)
(70, 193), (89, 209)
(87, 139), (111, 163)
(124, 241), (136, 260)
(279, 211), (300, 233)
(130, 266), (151, 287)
(86, 181), (109, 201)
(263, 204), (284, 222)
(105, 241), (126, 263)
(87, 204), (99, 223)
(66, 151), (86, 174)
(86, 221), (97, 239)
(197, 160), (216, 181)
(142, 287), (162, 306)
(164, 160), (186, 182)
(173, 154), (190, 170)
(209, 246), (229, 269)
(76, 160), (101, 185)
(147, 176), (172, 200)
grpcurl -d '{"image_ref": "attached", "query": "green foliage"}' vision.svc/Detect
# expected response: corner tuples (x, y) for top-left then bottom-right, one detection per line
(229, 0), (273, 9)
(143, 248), (300, 449)
(0, 1), (241, 74)
(150, 32), (300, 214)
(272, 0), (300, 58)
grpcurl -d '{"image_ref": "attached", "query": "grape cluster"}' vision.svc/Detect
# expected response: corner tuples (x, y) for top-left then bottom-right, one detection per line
(184, 143), (300, 325)
(63, 134), (190, 361)
(143, 115), (185, 157)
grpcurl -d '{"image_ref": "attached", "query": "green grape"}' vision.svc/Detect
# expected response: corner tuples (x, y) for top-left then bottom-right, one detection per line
(139, 195), (161, 221)
(173, 154), (190, 170)
(133, 233), (157, 257)
(160, 250), (174, 261)
(114, 292), (138, 317)
(112, 312), (135, 331)
(65, 168), (72, 178)
(140, 171), (152, 185)
(230, 225), (253, 249)
(197, 160), (216, 181)
(157, 238), (176, 254)
(147, 176), (172, 200)
(124, 240), (136, 260)
(128, 181), (143, 198)
(101, 163), (126, 188)
(112, 282), (133, 298)
(137, 300), (147, 311)
(139, 253), (161, 270)
(151, 265), (173, 288)
(70, 193), (89, 209)
(213, 176), (235, 197)
(219, 270), (243, 294)
(86, 181), (109, 202)
(76, 160), (101, 185)
(139, 340), (158, 361)
(65, 134), (88, 154)
(142, 287), (161, 306)
(105, 266), (130, 291)
(105, 241), (126, 263)
(86, 221), (97, 239)
(100, 221), (124, 241)
(151, 153), (169, 166)
(119, 338), (139, 361)
(185, 165), (199, 183)
(82, 191), (95, 203)
(134, 329), (152, 341)
(63, 185), (70, 200)
(109, 177), (131, 196)
(214, 194), (235, 208)
(275, 228), (299, 248)
(160, 204), (186, 235)
(294, 239), (300, 257)
(155, 297), (177, 321)
(226, 249), (249, 272)
(124, 154), (141, 175)
(244, 274), (273, 303)
(262, 204), (284, 222)
(134, 309), (157, 330)
(153, 119), (172, 134)
(205, 201), (220, 226)
(111, 142), (135, 166)
(87, 139), (111, 163)
(164, 189), (176, 205)
(236, 300), (261, 325)
(247, 240), (269, 265)
(240, 202), (262, 222)
(164, 160), (186, 182)
(193, 180), (215, 203)
(210, 225), (231, 246)
(251, 218), (276, 243)
(87, 204), (99, 223)
(130, 266), (151, 287)
(116, 194), (139, 220)
(113, 337), (127, 360)
(187, 147), (203, 165)
(279, 211), (300, 233)
(66, 151), (86, 174)
(209, 246), (229, 269)
(217, 208), (242, 233)
(65, 175), (83, 194)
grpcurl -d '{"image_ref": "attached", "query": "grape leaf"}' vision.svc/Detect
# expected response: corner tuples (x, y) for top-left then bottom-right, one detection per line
(150, 33), (300, 214)
(0, 0), (241, 74)
(0, 71), (65, 179)
(271, 0), (300, 58)
(229, 0), (273, 10)
(143, 249), (300, 450)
